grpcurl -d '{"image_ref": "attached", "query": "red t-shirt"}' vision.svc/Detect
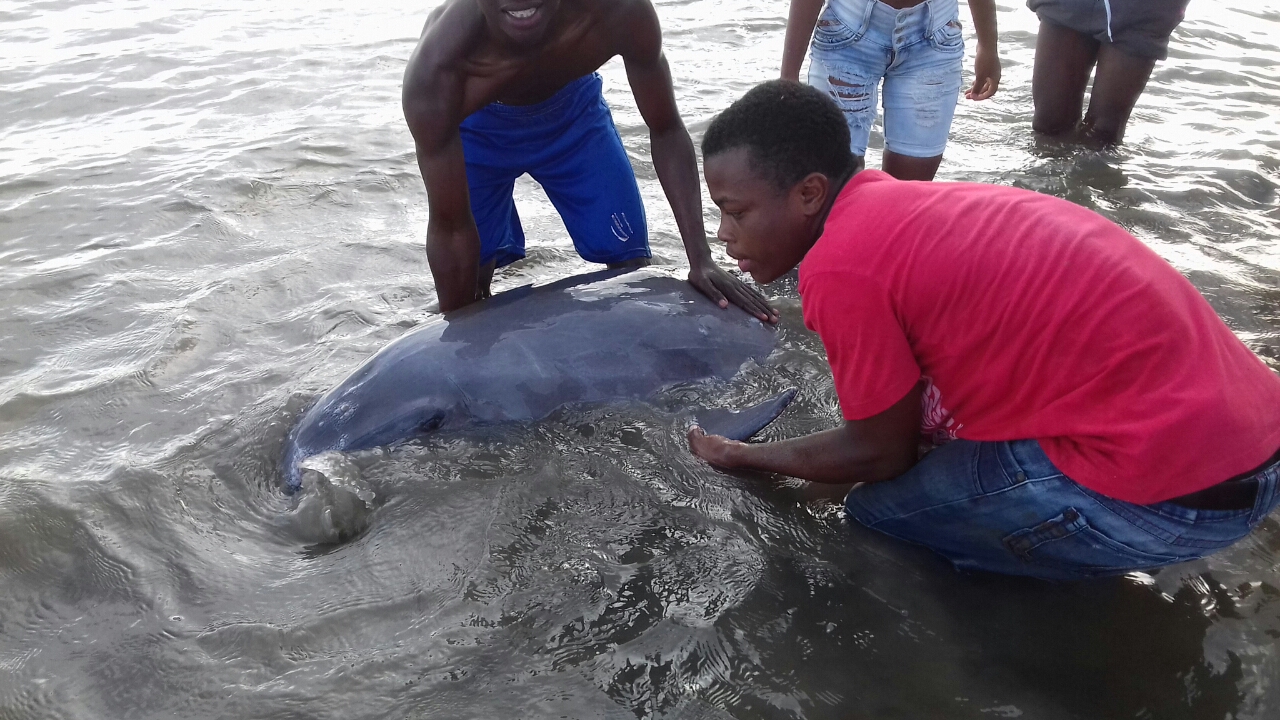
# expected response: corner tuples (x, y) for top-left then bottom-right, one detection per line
(799, 170), (1280, 504)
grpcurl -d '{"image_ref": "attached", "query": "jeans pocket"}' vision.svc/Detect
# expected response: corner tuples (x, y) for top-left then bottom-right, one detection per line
(812, 7), (861, 52)
(927, 20), (964, 54)
(1003, 507), (1185, 577)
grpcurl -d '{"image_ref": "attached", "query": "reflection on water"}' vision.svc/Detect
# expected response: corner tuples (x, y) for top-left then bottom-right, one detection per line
(1, 0), (1279, 718)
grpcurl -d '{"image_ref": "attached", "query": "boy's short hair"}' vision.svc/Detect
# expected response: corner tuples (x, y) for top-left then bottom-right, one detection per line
(703, 80), (853, 190)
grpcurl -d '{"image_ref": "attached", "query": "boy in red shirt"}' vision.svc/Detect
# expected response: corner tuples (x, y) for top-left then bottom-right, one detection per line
(688, 80), (1280, 580)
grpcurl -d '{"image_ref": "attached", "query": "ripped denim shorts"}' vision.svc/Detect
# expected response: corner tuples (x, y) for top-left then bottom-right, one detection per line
(807, 0), (964, 158)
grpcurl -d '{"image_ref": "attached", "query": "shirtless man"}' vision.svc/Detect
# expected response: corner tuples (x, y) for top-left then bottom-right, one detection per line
(402, 0), (777, 321)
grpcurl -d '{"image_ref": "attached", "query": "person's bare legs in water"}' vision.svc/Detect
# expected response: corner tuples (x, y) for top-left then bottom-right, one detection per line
(1030, 20), (1156, 146)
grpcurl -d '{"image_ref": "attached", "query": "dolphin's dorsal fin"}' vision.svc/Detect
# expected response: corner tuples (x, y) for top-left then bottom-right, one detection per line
(694, 388), (798, 441)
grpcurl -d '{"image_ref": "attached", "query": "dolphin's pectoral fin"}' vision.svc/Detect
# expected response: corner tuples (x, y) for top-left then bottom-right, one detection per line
(694, 388), (798, 442)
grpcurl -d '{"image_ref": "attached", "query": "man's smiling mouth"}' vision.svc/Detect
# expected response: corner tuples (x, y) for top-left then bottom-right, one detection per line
(507, 7), (537, 19)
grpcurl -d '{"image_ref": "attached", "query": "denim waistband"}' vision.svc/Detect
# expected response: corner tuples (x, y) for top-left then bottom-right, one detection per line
(826, 0), (960, 36)
(1247, 451), (1280, 525)
(479, 72), (601, 118)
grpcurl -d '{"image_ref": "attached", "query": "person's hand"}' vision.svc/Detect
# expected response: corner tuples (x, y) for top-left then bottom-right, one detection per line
(688, 426), (746, 468)
(687, 263), (779, 323)
(965, 44), (1001, 100)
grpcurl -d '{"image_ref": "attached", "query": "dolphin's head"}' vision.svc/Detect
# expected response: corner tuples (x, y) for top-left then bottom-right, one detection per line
(283, 379), (458, 492)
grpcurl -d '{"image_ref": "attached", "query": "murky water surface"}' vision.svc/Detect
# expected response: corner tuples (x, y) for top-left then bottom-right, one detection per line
(3, 1), (1279, 717)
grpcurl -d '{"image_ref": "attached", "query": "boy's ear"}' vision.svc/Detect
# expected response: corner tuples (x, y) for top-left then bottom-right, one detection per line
(795, 172), (830, 214)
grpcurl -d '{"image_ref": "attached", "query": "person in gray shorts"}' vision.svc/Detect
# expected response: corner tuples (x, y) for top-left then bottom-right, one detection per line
(1028, 0), (1190, 145)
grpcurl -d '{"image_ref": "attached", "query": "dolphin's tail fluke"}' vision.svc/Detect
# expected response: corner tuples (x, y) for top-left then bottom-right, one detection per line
(694, 388), (798, 442)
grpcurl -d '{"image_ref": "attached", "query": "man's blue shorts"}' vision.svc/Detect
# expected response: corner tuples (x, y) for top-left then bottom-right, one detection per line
(459, 73), (650, 269)
(845, 438), (1280, 581)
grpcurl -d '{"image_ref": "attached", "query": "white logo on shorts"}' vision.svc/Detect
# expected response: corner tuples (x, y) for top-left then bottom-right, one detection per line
(611, 212), (633, 242)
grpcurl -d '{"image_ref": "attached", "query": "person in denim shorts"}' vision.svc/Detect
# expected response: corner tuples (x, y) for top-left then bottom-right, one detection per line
(1028, 0), (1192, 144)
(689, 82), (1280, 581)
(782, 0), (1001, 181)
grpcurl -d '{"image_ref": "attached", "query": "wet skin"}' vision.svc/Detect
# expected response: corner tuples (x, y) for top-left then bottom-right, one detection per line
(402, 0), (777, 322)
(1031, 20), (1157, 146)
(690, 148), (920, 483)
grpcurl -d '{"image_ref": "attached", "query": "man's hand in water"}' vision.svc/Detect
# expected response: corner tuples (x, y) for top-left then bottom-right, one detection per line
(688, 262), (779, 323)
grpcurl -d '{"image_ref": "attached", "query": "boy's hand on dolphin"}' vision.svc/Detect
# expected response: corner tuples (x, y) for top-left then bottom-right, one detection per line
(688, 426), (747, 468)
(688, 264), (779, 324)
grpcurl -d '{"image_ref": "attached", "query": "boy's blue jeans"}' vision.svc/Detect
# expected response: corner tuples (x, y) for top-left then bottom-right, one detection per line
(844, 439), (1280, 581)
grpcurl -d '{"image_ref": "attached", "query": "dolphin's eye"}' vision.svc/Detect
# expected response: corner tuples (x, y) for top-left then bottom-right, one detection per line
(417, 411), (446, 433)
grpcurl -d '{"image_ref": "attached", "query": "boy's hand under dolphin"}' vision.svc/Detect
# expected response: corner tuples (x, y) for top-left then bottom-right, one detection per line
(687, 426), (746, 468)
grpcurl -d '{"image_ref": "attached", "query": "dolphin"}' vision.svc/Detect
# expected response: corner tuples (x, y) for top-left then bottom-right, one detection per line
(282, 267), (794, 491)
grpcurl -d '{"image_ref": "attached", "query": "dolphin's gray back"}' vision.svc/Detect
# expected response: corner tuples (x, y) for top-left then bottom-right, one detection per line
(283, 269), (776, 489)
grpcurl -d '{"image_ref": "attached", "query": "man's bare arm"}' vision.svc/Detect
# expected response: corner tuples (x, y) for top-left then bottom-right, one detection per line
(689, 383), (923, 484)
(403, 58), (482, 313)
(620, 2), (778, 323)
(417, 133), (483, 312)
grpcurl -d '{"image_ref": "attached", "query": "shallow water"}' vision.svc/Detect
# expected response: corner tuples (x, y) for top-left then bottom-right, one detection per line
(2, 0), (1279, 718)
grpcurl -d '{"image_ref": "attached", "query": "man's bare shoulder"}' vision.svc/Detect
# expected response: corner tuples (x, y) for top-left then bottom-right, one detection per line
(403, 1), (485, 140)
(588, 0), (662, 59)
(406, 0), (484, 86)
(587, 0), (656, 22)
